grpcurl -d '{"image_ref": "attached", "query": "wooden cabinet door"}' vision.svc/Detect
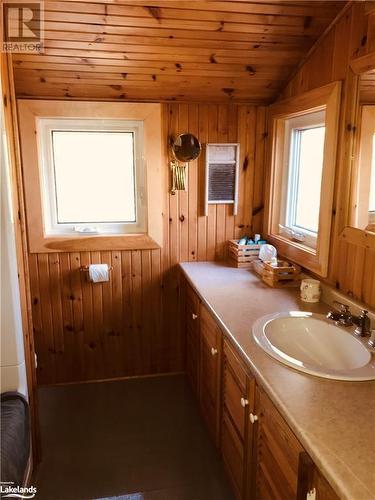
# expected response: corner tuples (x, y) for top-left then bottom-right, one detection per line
(221, 339), (255, 500)
(185, 283), (200, 397)
(252, 387), (304, 500)
(199, 303), (222, 446)
(311, 467), (340, 500)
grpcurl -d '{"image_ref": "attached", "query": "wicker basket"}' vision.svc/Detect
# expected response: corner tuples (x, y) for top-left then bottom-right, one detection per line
(228, 239), (261, 268)
(262, 260), (301, 288)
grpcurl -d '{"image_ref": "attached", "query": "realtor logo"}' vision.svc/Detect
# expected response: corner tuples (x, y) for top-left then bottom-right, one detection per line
(0, 482), (37, 498)
(1, 1), (44, 53)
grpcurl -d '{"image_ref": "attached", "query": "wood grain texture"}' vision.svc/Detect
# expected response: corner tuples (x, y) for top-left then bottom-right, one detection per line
(253, 387), (304, 500)
(273, 2), (375, 308)
(28, 103), (266, 384)
(11, 1), (344, 103)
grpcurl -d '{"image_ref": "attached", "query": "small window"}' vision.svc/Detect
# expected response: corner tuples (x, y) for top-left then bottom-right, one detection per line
(267, 82), (341, 277)
(280, 111), (326, 249)
(37, 118), (146, 235)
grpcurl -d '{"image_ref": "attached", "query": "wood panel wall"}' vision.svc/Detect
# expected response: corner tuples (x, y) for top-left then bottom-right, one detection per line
(276, 2), (375, 308)
(28, 103), (266, 384)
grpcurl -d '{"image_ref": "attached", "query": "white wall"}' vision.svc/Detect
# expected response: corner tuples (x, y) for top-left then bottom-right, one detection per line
(0, 92), (27, 396)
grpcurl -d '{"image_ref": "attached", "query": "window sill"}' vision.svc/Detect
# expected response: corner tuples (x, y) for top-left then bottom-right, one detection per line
(29, 234), (160, 253)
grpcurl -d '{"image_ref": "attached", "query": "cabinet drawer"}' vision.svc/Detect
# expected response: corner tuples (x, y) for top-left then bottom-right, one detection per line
(223, 364), (247, 439)
(186, 283), (200, 313)
(200, 303), (220, 348)
(186, 304), (199, 330)
(200, 333), (220, 400)
(186, 330), (199, 394)
(200, 376), (218, 443)
(199, 303), (221, 445)
(222, 409), (244, 500)
(223, 339), (247, 392)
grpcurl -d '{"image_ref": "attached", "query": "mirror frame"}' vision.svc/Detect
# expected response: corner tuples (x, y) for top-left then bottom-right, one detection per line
(171, 133), (201, 162)
(338, 51), (375, 250)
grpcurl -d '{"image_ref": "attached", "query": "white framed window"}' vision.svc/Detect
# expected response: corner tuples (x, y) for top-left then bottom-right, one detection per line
(267, 82), (341, 277)
(37, 118), (146, 236)
(280, 110), (326, 249)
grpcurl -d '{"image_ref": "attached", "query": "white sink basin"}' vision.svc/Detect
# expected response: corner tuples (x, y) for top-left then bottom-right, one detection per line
(253, 311), (375, 381)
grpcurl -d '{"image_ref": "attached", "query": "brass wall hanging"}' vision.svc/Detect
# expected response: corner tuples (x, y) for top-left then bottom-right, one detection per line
(170, 133), (201, 194)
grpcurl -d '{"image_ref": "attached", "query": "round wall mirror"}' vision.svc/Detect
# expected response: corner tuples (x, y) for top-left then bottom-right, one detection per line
(172, 133), (201, 162)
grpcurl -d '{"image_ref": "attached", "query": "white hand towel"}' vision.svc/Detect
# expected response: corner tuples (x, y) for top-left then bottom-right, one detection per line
(89, 264), (109, 283)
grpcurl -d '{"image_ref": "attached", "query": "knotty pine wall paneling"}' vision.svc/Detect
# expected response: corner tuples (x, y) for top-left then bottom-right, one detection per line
(275, 2), (375, 308)
(28, 103), (266, 385)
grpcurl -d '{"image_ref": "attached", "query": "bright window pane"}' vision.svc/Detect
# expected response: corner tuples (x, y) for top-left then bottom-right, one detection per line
(370, 135), (375, 212)
(52, 131), (135, 224)
(293, 127), (325, 233)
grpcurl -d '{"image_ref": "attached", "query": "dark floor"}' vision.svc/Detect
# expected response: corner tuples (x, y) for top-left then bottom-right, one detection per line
(34, 374), (234, 500)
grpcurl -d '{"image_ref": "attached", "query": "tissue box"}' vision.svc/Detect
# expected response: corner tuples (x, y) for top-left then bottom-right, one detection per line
(228, 239), (261, 268)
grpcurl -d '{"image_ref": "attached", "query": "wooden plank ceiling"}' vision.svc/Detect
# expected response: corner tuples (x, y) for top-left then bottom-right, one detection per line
(13, 0), (346, 103)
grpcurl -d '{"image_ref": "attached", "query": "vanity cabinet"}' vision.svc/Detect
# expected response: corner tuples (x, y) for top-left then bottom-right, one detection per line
(185, 283), (200, 396)
(182, 277), (340, 500)
(199, 303), (222, 446)
(221, 339), (255, 500)
(250, 387), (339, 500)
(184, 284), (222, 447)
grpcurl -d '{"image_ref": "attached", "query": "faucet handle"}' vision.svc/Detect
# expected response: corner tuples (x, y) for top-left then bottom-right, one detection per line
(354, 309), (371, 336)
(368, 330), (375, 349)
(333, 300), (350, 313)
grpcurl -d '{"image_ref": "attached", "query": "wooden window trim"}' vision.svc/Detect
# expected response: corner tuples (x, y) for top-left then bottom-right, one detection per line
(264, 82), (341, 277)
(17, 100), (164, 253)
(340, 226), (375, 250)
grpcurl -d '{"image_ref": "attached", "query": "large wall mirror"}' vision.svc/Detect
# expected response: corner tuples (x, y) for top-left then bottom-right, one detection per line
(340, 53), (375, 249)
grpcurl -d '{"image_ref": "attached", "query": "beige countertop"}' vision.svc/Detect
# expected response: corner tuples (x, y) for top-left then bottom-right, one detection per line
(180, 261), (375, 500)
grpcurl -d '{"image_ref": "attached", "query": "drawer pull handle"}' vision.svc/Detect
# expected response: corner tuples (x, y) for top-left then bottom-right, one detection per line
(240, 397), (249, 408)
(192, 313), (198, 320)
(211, 347), (218, 356)
(249, 413), (258, 424)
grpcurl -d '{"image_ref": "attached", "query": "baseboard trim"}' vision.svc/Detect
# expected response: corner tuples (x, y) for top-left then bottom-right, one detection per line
(37, 371), (186, 388)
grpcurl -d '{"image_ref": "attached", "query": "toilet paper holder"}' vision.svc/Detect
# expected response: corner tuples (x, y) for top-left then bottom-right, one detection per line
(79, 265), (113, 272)
(79, 265), (113, 282)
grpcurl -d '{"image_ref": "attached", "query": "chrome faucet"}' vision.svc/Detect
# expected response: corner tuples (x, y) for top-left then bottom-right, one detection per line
(326, 301), (371, 337)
